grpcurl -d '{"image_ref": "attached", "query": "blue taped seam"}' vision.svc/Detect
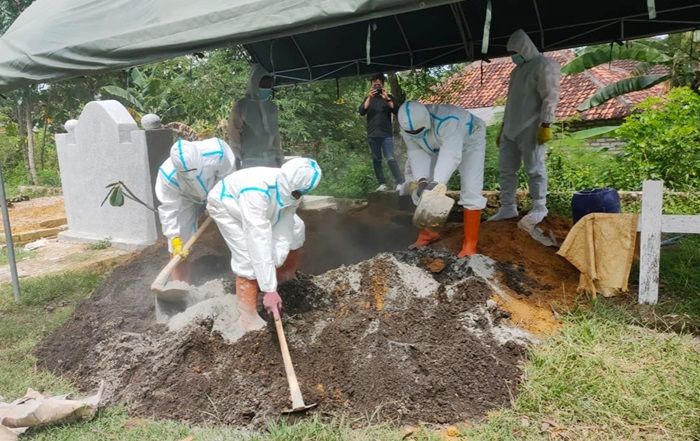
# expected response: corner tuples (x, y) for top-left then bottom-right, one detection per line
(177, 139), (187, 170)
(300, 159), (321, 194)
(219, 183), (233, 200)
(430, 112), (459, 137)
(238, 187), (271, 198)
(406, 101), (414, 130)
(196, 174), (208, 194)
(159, 167), (180, 189)
(467, 113), (474, 136)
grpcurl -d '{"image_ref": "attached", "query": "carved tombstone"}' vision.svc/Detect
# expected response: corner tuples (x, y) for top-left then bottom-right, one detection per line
(56, 100), (172, 248)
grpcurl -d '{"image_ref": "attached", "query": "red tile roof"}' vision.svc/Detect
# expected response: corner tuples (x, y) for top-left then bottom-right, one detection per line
(426, 50), (667, 122)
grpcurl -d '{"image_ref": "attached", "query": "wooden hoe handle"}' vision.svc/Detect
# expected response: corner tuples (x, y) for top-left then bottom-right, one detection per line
(150, 217), (213, 291)
(274, 318), (306, 409)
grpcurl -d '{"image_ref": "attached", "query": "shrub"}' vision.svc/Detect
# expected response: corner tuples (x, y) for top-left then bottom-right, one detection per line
(612, 87), (700, 191)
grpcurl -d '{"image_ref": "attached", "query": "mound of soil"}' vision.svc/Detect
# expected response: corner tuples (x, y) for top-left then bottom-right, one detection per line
(37, 246), (530, 427)
(36, 207), (579, 427)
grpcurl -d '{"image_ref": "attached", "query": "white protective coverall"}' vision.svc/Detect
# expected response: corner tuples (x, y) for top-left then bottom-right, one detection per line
(397, 101), (487, 210)
(155, 137), (236, 247)
(492, 29), (561, 222)
(206, 158), (322, 293)
(228, 64), (284, 168)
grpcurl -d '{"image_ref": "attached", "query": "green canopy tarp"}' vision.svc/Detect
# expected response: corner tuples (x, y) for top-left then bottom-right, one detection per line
(1, 0), (699, 90)
(0, 0), (455, 92)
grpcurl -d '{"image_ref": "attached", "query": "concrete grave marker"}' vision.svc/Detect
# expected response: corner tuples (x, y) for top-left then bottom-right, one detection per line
(56, 100), (171, 248)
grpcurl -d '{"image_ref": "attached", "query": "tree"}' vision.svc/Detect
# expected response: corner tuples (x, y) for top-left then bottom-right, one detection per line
(562, 33), (700, 111)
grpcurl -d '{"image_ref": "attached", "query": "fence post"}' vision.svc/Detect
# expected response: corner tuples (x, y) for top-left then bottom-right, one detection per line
(638, 180), (663, 304)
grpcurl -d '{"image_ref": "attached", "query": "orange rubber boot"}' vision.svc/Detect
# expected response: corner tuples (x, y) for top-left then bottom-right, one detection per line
(276, 249), (300, 284)
(411, 228), (441, 248)
(235, 276), (265, 331)
(458, 209), (481, 258)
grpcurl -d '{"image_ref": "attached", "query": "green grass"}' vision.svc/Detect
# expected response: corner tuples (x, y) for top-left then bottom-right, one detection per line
(465, 302), (700, 440)
(656, 235), (700, 327)
(86, 237), (112, 251)
(0, 246), (36, 265)
(1, 263), (699, 440)
(0, 271), (105, 399)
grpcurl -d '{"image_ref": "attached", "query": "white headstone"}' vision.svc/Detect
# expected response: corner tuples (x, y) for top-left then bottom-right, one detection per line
(56, 100), (160, 249)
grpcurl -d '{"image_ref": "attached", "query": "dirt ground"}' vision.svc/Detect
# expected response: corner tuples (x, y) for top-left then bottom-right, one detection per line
(35, 208), (580, 427)
(0, 239), (134, 282)
(0, 196), (65, 234)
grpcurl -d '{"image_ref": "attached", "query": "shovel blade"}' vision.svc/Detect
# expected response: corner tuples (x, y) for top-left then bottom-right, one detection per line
(413, 189), (455, 229)
(153, 281), (196, 322)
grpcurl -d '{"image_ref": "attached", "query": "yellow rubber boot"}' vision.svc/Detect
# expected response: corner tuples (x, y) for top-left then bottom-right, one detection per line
(458, 209), (481, 258)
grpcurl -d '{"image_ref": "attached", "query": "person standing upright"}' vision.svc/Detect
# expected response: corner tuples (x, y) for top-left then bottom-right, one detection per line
(228, 64), (284, 169)
(489, 29), (561, 226)
(359, 73), (405, 192)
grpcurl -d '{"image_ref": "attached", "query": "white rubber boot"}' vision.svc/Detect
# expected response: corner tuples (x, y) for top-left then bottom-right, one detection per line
(521, 199), (548, 226)
(487, 204), (519, 221)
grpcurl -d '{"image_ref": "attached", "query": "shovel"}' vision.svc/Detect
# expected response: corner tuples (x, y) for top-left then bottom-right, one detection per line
(413, 183), (455, 229)
(150, 217), (213, 321)
(273, 312), (317, 414)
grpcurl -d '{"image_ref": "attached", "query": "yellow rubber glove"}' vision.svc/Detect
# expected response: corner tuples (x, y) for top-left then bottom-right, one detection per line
(537, 126), (552, 144)
(170, 236), (188, 259)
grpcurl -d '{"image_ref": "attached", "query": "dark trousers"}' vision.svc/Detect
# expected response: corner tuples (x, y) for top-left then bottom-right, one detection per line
(368, 136), (404, 185)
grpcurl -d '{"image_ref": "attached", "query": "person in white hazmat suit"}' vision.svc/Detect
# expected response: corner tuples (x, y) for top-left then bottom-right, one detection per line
(489, 29), (561, 225)
(228, 64), (284, 168)
(155, 138), (236, 281)
(397, 101), (487, 257)
(206, 158), (321, 330)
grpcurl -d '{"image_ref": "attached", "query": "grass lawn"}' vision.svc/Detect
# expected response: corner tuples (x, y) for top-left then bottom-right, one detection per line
(1, 239), (698, 440)
(0, 246), (36, 265)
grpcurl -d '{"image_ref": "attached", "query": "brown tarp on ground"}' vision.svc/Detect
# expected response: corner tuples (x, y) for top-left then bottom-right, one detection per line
(557, 213), (638, 297)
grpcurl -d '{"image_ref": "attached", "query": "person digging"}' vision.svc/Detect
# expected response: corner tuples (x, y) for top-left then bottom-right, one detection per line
(206, 158), (322, 329)
(397, 101), (487, 257)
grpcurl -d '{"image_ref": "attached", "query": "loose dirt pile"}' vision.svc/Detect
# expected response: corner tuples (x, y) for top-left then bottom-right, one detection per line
(37, 245), (536, 426)
(35, 208), (579, 427)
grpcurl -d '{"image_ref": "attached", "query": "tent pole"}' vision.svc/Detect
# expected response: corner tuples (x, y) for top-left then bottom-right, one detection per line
(0, 163), (21, 301)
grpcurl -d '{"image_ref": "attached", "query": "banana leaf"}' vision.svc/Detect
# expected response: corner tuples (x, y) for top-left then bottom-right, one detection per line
(562, 43), (670, 75)
(577, 74), (668, 111)
(571, 125), (620, 139)
(100, 85), (145, 112)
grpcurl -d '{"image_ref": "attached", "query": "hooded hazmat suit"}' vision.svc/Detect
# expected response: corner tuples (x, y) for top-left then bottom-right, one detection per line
(398, 102), (487, 210)
(397, 101), (486, 256)
(206, 157), (322, 293)
(491, 29), (561, 223)
(228, 64), (284, 169)
(155, 137), (236, 247)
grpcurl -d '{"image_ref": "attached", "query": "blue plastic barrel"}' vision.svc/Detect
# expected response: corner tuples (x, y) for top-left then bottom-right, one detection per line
(571, 188), (621, 224)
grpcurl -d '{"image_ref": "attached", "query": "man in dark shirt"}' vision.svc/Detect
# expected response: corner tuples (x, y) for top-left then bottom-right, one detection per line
(359, 73), (405, 192)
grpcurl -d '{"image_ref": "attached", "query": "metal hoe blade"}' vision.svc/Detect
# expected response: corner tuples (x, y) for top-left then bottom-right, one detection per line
(282, 402), (318, 414)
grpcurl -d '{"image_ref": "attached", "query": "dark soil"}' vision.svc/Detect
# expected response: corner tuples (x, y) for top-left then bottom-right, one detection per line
(36, 236), (526, 426)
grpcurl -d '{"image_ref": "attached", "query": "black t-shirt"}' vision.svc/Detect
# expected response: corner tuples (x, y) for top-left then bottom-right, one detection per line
(358, 94), (398, 138)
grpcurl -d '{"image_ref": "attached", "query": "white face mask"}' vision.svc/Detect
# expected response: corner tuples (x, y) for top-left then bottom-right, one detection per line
(511, 54), (526, 66)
